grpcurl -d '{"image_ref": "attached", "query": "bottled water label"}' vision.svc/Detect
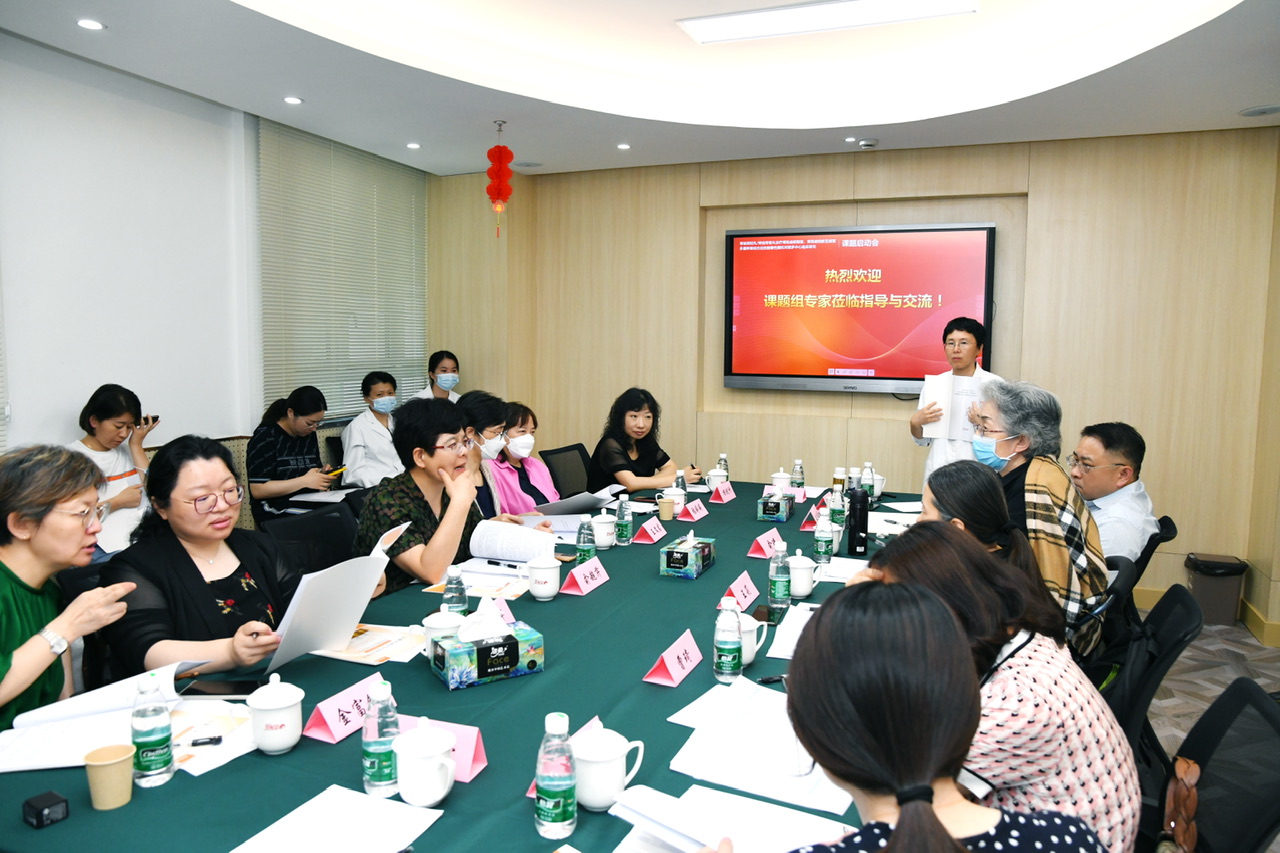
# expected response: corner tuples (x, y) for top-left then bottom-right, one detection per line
(615, 519), (631, 542)
(576, 545), (595, 565)
(535, 784), (576, 823)
(362, 743), (396, 784)
(815, 539), (834, 559)
(133, 732), (172, 774)
(769, 577), (791, 600)
(830, 507), (846, 527)
(713, 641), (742, 675)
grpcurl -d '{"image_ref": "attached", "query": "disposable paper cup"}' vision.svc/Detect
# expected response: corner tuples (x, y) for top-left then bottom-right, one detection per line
(84, 744), (136, 810)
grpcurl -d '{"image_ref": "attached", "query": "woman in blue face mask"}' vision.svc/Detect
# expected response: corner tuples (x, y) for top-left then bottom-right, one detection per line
(340, 371), (405, 489)
(415, 351), (461, 402)
(974, 380), (1108, 654)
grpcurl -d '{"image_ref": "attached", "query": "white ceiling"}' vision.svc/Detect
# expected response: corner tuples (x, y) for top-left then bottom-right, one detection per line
(1, 0), (1277, 176)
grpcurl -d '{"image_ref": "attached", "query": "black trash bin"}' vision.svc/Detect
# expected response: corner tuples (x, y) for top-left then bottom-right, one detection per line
(1185, 552), (1248, 625)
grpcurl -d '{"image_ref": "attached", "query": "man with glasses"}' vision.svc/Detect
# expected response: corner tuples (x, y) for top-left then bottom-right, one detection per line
(353, 397), (483, 596)
(1069, 423), (1158, 564)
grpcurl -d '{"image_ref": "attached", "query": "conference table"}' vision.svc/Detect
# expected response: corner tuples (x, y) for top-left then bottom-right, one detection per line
(0, 484), (914, 853)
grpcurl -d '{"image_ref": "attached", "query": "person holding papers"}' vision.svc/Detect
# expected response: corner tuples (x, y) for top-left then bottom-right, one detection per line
(488, 401), (560, 515)
(353, 398), (483, 596)
(586, 387), (700, 493)
(340, 371), (404, 489)
(102, 436), (300, 677)
(246, 385), (333, 524)
(699, 582), (1106, 853)
(909, 317), (1002, 487)
(0, 446), (134, 730)
(861, 523), (1138, 853)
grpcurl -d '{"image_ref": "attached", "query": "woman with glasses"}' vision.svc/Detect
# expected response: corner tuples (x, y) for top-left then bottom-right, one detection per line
(0, 446), (134, 729)
(102, 435), (299, 677)
(353, 397), (484, 595)
(246, 385), (334, 525)
(973, 380), (1108, 653)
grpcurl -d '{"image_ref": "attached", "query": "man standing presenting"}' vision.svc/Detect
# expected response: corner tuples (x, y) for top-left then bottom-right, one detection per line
(909, 317), (1002, 485)
(1068, 422), (1159, 562)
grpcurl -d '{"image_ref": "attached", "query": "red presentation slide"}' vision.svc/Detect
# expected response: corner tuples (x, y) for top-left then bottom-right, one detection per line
(729, 229), (990, 379)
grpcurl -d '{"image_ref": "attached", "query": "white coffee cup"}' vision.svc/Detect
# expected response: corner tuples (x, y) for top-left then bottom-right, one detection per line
(705, 468), (727, 489)
(738, 613), (770, 666)
(788, 554), (817, 599)
(591, 514), (617, 550)
(770, 471), (792, 493)
(872, 474), (886, 498)
(571, 727), (644, 812)
(421, 610), (466, 657)
(660, 486), (686, 514)
(394, 724), (457, 808)
(525, 556), (561, 601)
(245, 673), (305, 755)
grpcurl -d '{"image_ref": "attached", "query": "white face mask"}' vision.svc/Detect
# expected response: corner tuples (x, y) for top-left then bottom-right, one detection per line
(506, 434), (536, 459)
(475, 431), (506, 460)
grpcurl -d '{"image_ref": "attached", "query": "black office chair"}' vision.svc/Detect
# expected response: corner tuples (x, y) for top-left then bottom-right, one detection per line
(260, 502), (359, 575)
(539, 443), (591, 498)
(1135, 515), (1178, 581)
(1141, 677), (1280, 853)
(1073, 555), (1139, 647)
(1094, 516), (1181, 670)
(325, 435), (345, 469)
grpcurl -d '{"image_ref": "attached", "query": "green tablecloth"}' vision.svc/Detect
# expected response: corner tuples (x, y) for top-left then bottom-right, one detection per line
(0, 486), (914, 852)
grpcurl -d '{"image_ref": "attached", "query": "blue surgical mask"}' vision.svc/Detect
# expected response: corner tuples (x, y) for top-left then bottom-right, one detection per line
(435, 373), (460, 391)
(371, 396), (397, 415)
(973, 435), (1019, 472)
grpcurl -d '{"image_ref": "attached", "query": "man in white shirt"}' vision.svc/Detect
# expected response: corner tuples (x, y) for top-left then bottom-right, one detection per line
(909, 317), (1002, 485)
(1068, 422), (1159, 564)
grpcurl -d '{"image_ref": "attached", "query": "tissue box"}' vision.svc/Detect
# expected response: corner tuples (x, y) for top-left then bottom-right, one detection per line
(757, 493), (794, 522)
(660, 537), (717, 579)
(431, 621), (544, 690)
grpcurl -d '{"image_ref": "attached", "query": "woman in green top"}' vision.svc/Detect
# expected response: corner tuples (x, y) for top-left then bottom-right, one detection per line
(0, 446), (134, 730)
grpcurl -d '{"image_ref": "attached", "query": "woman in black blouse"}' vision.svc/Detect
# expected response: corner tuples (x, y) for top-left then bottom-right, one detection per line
(586, 388), (700, 493)
(103, 435), (298, 677)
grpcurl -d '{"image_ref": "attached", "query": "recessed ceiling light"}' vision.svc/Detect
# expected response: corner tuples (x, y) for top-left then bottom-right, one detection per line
(514, 162), (542, 168)
(617, 144), (631, 150)
(679, 0), (978, 44)
(844, 136), (858, 142)
(1240, 105), (1280, 118)
(77, 19), (105, 31)
(283, 96), (303, 105)
(406, 142), (421, 149)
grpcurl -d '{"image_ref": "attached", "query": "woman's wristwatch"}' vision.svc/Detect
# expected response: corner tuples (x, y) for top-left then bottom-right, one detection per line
(39, 628), (68, 656)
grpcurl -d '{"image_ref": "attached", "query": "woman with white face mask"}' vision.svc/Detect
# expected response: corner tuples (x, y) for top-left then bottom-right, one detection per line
(340, 371), (405, 488)
(489, 402), (561, 515)
(414, 350), (462, 402)
(455, 391), (521, 521)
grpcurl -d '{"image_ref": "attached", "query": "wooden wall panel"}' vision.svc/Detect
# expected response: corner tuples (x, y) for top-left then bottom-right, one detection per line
(1023, 130), (1278, 594)
(701, 154), (857, 208)
(853, 143), (1030, 200)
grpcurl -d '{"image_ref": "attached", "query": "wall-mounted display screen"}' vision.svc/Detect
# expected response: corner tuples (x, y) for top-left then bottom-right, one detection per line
(724, 224), (996, 394)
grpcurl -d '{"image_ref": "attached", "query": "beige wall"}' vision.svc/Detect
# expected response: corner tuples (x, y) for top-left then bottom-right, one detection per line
(429, 128), (1280, 640)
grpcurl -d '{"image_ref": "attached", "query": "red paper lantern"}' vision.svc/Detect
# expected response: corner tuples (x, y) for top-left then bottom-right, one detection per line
(486, 143), (514, 237)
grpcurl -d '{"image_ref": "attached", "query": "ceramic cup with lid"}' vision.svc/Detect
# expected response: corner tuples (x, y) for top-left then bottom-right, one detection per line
(394, 724), (457, 808)
(571, 727), (644, 812)
(245, 673), (306, 755)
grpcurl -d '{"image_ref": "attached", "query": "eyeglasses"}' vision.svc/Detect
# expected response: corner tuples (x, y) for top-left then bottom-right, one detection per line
(182, 486), (245, 514)
(52, 504), (110, 528)
(298, 417), (323, 430)
(974, 424), (1009, 438)
(432, 437), (475, 454)
(1067, 454), (1124, 474)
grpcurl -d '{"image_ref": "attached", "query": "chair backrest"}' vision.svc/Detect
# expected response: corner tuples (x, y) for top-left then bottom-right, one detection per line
(325, 435), (345, 469)
(260, 502), (359, 575)
(539, 443), (591, 498)
(1135, 514), (1178, 580)
(1103, 583), (1204, 746)
(1175, 677), (1280, 853)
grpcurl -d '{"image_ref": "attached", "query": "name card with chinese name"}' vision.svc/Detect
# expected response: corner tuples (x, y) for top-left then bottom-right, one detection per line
(747, 528), (785, 559)
(790, 487), (808, 503)
(710, 482), (736, 503)
(721, 570), (760, 613)
(427, 719), (488, 783)
(632, 516), (667, 545)
(486, 596), (516, 623)
(676, 499), (708, 522)
(303, 672), (383, 743)
(643, 629), (703, 688)
(800, 504), (820, 531)
(560, 557), (610, 596)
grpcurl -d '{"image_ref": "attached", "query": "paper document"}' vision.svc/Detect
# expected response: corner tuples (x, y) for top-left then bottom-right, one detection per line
(425, 557), (530, 599)
(170, 700), (256, 776)
(521, 514), (585, 538)
(919, 373), (982, 441)
(868, 511), (918, 537)
(879, 500), (924, 513)
(0, 709), (131, 772)
(268, 551), (389, 673)
(310, 624), (426, 665)
(289, 488), (360, 504)
(818, 556), (869, 584)
(11, 661), (194, 728)
(231, 784), (440, 852)
(766, 602), (820, 660)
(667, 685), (734, 729)
(535, 488), (612, 516)
(469, 518), (556, 563)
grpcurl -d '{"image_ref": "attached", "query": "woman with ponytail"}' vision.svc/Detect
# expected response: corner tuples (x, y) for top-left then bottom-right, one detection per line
(700, 582), (1105, 853)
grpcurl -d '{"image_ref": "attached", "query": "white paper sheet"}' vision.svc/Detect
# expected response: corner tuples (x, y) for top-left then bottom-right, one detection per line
(765, 602), (820, 660)
(868, 511), (918, 536)
(469, 518), (556, 562)
(170, 700), (257, 776)
(879, 500), (924, 513)
(289, 488), (361, 504)
(817, 556), (868, 584)
(667, 685), (734, 729)
(269, 552), (389, 673)
(919, 373), (981, 442)
(309, 624), (426, 665)
(11, 661), (193, 728)
(0, 708), (132, 772)
(231, 784), (441, 852)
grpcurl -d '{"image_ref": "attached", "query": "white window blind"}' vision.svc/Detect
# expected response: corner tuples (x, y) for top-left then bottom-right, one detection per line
(258, 120), (427, 419)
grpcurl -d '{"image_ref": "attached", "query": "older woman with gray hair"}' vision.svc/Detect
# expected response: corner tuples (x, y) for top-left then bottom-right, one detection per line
(975, 380), (1108, 653)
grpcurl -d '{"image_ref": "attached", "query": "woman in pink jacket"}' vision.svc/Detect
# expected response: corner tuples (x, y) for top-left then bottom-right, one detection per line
(487, 402), (560, 514)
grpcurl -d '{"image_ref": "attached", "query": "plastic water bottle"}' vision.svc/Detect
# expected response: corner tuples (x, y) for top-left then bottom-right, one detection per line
(534, 712), (577, 839)
(674, 469), (687, 492)
(615, 499), (633, 546)
(131, 671), (175, 787)
(827, 485), (846, 551)
(362, 679), (400, 797)
(716, 453), (730, 479)
(861, 460), (876, 498)
(713, 596), (743, 683)
(832, 466), (846, 489)
(790, 459), (805, 489)
(441, 564), (468, 614)
(575, 514), (596, 565)
(768, 539), (790, 622)
(814, 507), (834, 565)
(848, 486), (870, 557)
